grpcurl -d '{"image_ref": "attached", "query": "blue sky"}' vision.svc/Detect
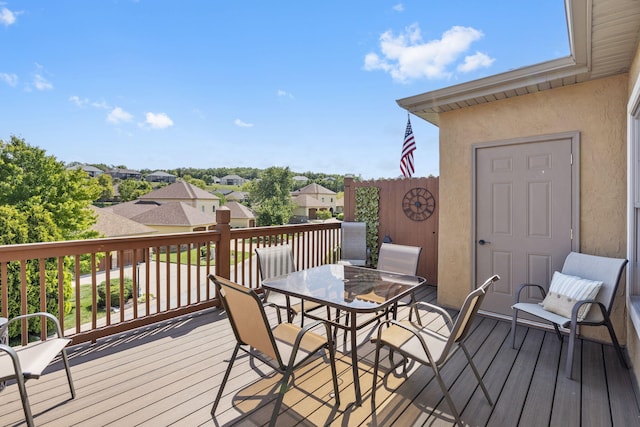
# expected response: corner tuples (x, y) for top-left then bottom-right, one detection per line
(0, 1), (569, 179)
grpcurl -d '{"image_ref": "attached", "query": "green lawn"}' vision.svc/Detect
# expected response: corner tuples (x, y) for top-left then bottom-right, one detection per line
(64, 283), (106, 330)
(65, 249), (249, 329)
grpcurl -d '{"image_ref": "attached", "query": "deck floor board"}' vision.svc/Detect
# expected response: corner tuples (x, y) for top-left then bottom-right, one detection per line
(0, 285), (638, 426)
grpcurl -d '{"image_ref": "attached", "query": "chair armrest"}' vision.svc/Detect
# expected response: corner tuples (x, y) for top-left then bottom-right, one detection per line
(570, 299), (607, 325)
(263, 302), (283, 324)
(514, 283), (546, 304)
(374, 319), (438, 365)
(285, 320), (334, 367)
(413, 301), (454, 327)
(3, 312), (64, 338)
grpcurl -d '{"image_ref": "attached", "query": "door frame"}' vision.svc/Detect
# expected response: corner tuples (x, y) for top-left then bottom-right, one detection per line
(471, 131), (581, 299)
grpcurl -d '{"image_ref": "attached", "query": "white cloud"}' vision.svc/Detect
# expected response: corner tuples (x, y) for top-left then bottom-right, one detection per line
(0, 7), (17, 26)
(392, 3), (404, 12)
(33, 73), (53, 91)
(107, 107), (133, 124)
(277, 89), (294, 99)
(91, 100), (109, 109)
(144, 112), (174, 129)
(364, 24), (493, 82)
(0, 72), (18, 86)
(70, 96), (110, 109)
(457, 51), (495, 72)
(69, 95), (89, 107)
(234, 118), (254, 128)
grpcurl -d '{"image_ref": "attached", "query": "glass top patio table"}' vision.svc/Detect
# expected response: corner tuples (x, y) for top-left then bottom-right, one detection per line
(262, 263), (425, 312)
(262, 263), (427, 405)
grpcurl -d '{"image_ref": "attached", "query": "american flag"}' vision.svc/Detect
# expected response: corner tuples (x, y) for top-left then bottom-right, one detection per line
(400, 116), (416, 178)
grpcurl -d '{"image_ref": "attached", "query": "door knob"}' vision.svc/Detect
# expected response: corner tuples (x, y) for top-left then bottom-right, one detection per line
(478, 239), (491, 245)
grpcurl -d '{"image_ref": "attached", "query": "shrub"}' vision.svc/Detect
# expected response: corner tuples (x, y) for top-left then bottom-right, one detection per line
(317, 210), (333, 220)
(97, 278), (134, 308)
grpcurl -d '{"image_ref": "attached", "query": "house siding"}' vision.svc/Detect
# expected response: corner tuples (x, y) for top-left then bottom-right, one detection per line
(437, 74), (628, 343)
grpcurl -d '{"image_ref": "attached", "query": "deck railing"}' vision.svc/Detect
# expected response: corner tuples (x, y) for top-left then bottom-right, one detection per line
(0, 209), (341, 345)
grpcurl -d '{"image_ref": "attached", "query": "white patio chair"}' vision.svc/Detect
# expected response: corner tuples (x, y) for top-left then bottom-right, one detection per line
(255, 245), (325, 325)
(377, 242), (422, 321)
(0, 312), (75, 427)
(338, 222), (367, 266)
(511, 251), (628, 378)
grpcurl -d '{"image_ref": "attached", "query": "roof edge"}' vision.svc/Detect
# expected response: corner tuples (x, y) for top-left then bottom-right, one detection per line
(396, 0), (591, 126)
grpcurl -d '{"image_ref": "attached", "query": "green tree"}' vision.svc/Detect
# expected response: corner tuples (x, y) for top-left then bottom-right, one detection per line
(0, 136), (101, 338)
(118, 179), (152, 202)
(182, 174), (207, 190)
(249, 166), (294, 226)
(96, 173), (115, 202)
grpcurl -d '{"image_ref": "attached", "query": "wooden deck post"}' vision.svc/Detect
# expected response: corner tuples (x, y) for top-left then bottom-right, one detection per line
(215, 208), (232, 279)
(344, 176), (355, 221)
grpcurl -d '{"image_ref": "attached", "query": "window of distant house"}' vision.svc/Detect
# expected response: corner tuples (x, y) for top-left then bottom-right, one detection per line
(201, 206), (204, 212)
(212, 205), (216, 212)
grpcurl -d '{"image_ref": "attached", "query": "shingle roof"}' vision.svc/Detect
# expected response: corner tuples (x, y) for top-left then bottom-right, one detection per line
(130, 202), (216, 226)
(224, 201), (256, 219)
(146, 171), (175, 177)
(139, 181), (219, 201)
(67, 164), (103, 173)
(90, 206), (157, 237)
(226, 191), (248, 201)
(103, 200), (161, 219)
(292, 183), (336, 196)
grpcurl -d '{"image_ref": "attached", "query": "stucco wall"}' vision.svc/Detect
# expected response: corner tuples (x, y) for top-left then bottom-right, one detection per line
(437, 74), (628, 343)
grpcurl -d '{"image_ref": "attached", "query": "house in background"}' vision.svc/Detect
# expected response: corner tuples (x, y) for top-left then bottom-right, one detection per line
(220, 174), (245, 186)
(90, 205), (157, 238)
(335, 196), (344, 215)
(397, 0), (640, 388)
(225, 191), (249, 202)
(102, 200), (161, 219)
(293, 175), (309, 185)
(223, 201), (256, 228)
(291, 194), (333, 220)
(291, 183), (337, 213)
(89, 205), (157, 269)
(67, 164), (103, 177)
(145, 171), (177, 183)
(128, 202), (216, 233)
(138, 181), (220, 214)
(106, 168), (142, 180)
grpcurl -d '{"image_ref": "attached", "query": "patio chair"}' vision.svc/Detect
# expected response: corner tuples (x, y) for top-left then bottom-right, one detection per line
(338, 222), (367, 266)
(209, 275), (340, 427)
(371, 274), (500, 427)
(353, 243), (423, 322)
(377, 243), (423, 321)
(255, 245), (324, 324)
(511, 251), (628, 379)
(0, 312), (75, 427)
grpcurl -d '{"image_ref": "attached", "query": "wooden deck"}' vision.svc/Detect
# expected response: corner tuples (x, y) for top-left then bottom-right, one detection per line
(1, 285), (639, 426)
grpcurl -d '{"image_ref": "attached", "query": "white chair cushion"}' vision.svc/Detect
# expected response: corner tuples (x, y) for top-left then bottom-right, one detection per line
(540, 271), (602, 321)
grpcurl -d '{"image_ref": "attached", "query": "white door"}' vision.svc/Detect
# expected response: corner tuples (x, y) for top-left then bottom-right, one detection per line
(475, 135), (577, 317)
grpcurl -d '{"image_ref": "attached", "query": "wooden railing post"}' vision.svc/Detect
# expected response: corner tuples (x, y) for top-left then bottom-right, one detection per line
(215, 208), (232, 279)
(344, 176), (355, 221)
